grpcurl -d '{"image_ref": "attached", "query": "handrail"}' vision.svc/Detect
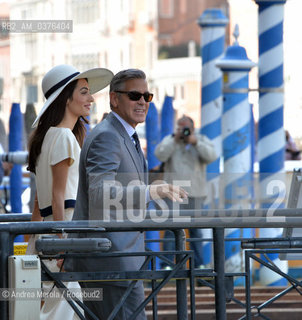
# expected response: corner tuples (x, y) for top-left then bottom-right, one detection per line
(1, 212), (302, 234)
(2, 209), (302, 319)
(2, 206), (302, 223)
(0, 218), (290, 234)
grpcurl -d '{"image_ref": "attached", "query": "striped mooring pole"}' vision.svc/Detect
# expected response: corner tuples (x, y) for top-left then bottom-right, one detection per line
(145, 102), (161, 270)
(197, 8), (228, 267)
(160, 95), (174, 141)
(9, 103), (24, 242)
(216, 25), (256, 285)
(254, 0), (288, 286)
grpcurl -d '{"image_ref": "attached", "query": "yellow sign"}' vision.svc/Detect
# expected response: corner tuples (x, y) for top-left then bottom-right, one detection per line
(223, 73), (229, 84)
(14, 242), (28, 255)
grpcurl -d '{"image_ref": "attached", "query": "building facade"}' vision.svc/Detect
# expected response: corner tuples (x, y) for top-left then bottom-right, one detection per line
(158, 0), (229, 58)
(8, 0), (158, 125)
(6, 0), (207, 131)
(0, 2), (11, 133)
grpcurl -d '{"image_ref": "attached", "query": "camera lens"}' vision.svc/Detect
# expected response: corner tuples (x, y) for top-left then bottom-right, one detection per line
(182, 127), (191, 137)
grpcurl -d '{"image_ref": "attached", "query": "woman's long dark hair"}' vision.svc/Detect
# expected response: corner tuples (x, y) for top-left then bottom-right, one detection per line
(27, 79), (88, 173)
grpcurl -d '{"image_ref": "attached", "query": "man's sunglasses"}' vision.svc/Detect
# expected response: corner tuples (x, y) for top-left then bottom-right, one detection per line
(115, 90), (153, 102)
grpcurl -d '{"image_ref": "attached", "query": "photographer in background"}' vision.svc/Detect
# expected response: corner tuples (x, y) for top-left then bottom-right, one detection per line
(285, 130), (301, 161)
(155, 115), (216, 269)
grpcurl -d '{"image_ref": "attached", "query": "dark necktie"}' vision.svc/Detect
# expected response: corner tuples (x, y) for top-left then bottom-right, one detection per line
(132, 132), (147, 173)
(132, 132), (141, 154)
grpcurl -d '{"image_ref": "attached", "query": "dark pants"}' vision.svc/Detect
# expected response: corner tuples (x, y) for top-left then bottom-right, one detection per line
(80, 282), (146, 320)
(159, 197), (204, 268)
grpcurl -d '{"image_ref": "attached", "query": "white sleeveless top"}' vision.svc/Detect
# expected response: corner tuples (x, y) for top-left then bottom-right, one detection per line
(35, 127), (80, 217)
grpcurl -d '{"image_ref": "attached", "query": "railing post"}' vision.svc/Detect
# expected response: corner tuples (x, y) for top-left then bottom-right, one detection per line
(213, 227), (226, 320)
(245, 249), (252, 320)
(0, 231), (14, 319)
(174, 229), (188, 319)
(151, 255), (158, 320)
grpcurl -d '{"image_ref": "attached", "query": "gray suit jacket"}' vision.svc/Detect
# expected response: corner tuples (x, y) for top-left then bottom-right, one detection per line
(67, 113), (148, 285)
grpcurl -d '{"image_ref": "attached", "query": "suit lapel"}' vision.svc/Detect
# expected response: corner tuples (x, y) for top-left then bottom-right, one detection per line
(125, 138), (146, 181)
(108, 113), (146, 182)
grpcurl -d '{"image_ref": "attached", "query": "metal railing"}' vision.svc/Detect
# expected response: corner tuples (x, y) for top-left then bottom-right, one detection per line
(1, 210), (302, 319)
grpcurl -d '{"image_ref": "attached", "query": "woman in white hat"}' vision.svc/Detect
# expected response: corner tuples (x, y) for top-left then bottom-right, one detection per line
(26, 64), (113, 319)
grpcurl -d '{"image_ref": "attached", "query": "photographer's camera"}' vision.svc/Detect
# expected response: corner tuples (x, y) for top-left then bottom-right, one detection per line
(181, 127), (191, 138)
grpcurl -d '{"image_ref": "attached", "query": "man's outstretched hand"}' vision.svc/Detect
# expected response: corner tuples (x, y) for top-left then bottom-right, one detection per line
(149, 182), (188, 202)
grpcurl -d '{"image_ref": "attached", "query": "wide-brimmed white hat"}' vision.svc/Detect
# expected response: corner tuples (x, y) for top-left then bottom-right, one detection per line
(32, 64), (114, 127)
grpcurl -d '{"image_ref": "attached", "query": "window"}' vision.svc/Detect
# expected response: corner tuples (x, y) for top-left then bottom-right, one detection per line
(104, 51), (108, 67)
(72, 53), (99, 71)
(147, 40), (153, 69)
(159, 0), (174, 18)
(21, 10), (27, 20)
(72, 0), (99, 24)
(129, 42), (133, 66)
(120, 50), (124, 67)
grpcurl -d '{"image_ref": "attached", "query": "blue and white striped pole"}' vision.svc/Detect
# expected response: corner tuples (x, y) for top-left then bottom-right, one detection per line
(145, 102), (161, 270)
(255, 0), (288, 286)
(160, 95), (174, 141)
(216, 25), (256, 285)
(9, 103), (24, 242)
(197, 8), (228, 267)
(146, 102), (161, 170)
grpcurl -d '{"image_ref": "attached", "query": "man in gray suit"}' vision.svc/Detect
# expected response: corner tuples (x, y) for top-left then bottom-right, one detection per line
(69, 69), (187, 319)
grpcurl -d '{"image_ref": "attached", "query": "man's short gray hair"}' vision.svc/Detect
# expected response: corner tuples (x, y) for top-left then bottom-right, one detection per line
(178, 115), (194, 128)
(110, 69), (146, 92)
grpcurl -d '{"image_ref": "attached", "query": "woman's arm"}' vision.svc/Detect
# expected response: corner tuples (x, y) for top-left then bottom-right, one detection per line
(51, 158), (70, 222)
(31, 192), (43, 221)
